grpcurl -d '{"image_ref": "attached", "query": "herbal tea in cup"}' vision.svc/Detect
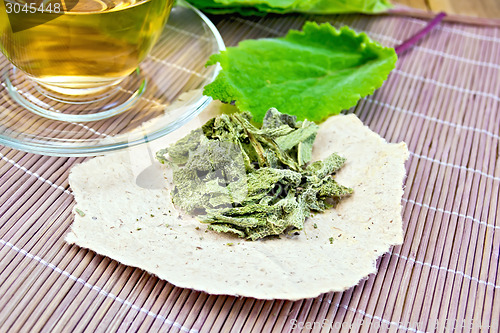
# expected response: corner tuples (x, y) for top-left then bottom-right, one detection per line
(0, 0), (174, 120)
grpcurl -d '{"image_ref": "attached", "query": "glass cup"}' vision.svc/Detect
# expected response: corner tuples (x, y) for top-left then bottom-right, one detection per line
(0, 0), (174, 121)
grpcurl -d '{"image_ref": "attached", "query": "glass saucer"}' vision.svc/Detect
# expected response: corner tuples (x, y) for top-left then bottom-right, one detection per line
(0, 1), (225, 156)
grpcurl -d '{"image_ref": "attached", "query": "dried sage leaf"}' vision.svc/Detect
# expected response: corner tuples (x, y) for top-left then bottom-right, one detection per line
(157, 108), (352, 240)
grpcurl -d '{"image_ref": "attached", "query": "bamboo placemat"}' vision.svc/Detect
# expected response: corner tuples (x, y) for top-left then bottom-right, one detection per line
(1, 12), (499, 333)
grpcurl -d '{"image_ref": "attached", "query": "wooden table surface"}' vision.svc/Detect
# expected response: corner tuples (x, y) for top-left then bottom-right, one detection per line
(393, 0), (500, 23)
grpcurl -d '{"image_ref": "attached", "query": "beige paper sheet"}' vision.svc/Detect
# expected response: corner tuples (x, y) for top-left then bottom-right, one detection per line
(66, 106), (409, 300)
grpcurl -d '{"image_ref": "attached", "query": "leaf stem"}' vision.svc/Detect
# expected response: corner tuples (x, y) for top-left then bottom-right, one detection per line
(395, 12), (447, 55)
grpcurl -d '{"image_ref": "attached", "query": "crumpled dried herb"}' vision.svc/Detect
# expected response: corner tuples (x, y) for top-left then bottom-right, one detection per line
(156, 108), (352, 240)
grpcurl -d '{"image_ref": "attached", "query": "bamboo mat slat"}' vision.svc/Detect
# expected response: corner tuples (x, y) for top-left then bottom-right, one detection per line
(1, 11), (500, 333)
